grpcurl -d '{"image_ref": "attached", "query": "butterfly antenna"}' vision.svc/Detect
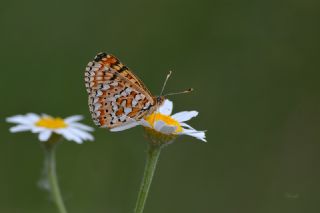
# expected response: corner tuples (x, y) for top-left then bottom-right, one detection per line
(164, 88), (194, 97)
(160, 70), (172, 96)
(153, 71), (173, 123)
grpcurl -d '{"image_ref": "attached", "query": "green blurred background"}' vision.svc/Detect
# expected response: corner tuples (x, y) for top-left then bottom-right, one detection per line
(1, 0), (320, 212)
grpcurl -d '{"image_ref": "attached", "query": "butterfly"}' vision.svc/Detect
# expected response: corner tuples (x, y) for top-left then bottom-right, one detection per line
(84, 52), (165, 131)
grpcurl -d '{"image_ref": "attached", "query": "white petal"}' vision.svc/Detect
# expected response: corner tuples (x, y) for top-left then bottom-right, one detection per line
(69, 123), (94, 131)
(159, 124), (177, 134)
(158, 99), (173, 115)
(38, 130), (52, 141)
(180, 122), (196, 130)
(56, 129), (83, 143)
(9, 124), (33, 133)
(154, 120), (166, 131)
(31, 127), (46, 133)
(25, 113), (41, 122)
(181, 129), (206, 142)
(171, 111), (198, 122)
(55, 129), (72, 140)
(65, 127), (94, 141)
(41, 113), (53, 118)
(6, 114), (38, 125)
(139, 119), (152, 128)
(110, 122), (140, 132)
(6, 115), (27, 124)
(68, 134), (83, 143)
(64, 115), (84, 123)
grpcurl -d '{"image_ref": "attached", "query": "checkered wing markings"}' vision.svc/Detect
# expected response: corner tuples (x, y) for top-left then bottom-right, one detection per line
(88, 81), (154, 128)
(85, 53), (156, 129)
(85, 54), (153, 97)
(101, 54), (153, 94)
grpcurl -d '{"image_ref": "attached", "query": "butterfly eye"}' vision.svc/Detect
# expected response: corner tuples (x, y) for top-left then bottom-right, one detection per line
(156, 96), (163, 104)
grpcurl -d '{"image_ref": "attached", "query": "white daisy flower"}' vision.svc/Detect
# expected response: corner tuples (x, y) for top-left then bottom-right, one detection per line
(111, 99), (206, 143)
(6, 113), (94, 144)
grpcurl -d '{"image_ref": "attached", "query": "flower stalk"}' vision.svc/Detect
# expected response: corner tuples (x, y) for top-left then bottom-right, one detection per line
(134, 143), (163, 213)
(43, 136), (67, 213)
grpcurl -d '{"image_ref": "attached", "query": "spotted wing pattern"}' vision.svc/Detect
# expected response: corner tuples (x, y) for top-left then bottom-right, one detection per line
(84, 52), (156, 129)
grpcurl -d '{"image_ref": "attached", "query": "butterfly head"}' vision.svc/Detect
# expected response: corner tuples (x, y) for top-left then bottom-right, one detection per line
(148, 96), (165, 117)
(156, 96), (165, 107)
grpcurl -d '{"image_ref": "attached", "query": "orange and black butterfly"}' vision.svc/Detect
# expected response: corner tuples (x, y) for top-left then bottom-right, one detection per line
(84, 52), (165, 131)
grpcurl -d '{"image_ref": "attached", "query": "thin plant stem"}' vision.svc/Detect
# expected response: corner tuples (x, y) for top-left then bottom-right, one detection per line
(134, 144), (162, 213)
(43, 142), (68, 213)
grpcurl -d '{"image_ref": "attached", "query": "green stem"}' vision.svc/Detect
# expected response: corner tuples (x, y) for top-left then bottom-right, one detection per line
(44, 142), (68, 213)
(134, 144), (162, 213)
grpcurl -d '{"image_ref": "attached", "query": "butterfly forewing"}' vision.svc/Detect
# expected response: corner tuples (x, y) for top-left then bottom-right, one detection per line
(84, 53), (156, 129)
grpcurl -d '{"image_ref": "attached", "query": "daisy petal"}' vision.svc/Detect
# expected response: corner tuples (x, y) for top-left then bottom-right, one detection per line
(180, 122), (196, 130)
(139, 119), (152, 128)
(25, 113), (41, 122)
(159, 125), (177, 134)
(56, 129), (83, 143)
(41, 113), (53, 118)
(171, 111), (198, 122)
(9, 125), (32, 133)
(68, 133), (83, 143)
(110, 122), (140, 132)
(154, 120), (166, 131)
(6, 115), (25, 124)
(70, 123), (94, 131)
(181, 129), (206, 142)
(159, 99), (173, 115)
(31, 127), (46, 133)
(64, 115), (84, 123)
(66, 127), (94, 141)
(38, 130), (52, 142)
(7, 113), (40, 124)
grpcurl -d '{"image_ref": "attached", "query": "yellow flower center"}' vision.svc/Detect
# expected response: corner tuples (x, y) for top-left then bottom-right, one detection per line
(146, 113), (183, 133)
(36, 117), (68, 129)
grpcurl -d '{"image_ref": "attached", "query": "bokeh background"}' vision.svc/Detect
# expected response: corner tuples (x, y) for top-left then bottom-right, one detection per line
(1, 0), (320, 212)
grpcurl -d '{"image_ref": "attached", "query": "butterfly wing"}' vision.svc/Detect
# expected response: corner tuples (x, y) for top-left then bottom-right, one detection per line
(85, 52), (156, 129)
